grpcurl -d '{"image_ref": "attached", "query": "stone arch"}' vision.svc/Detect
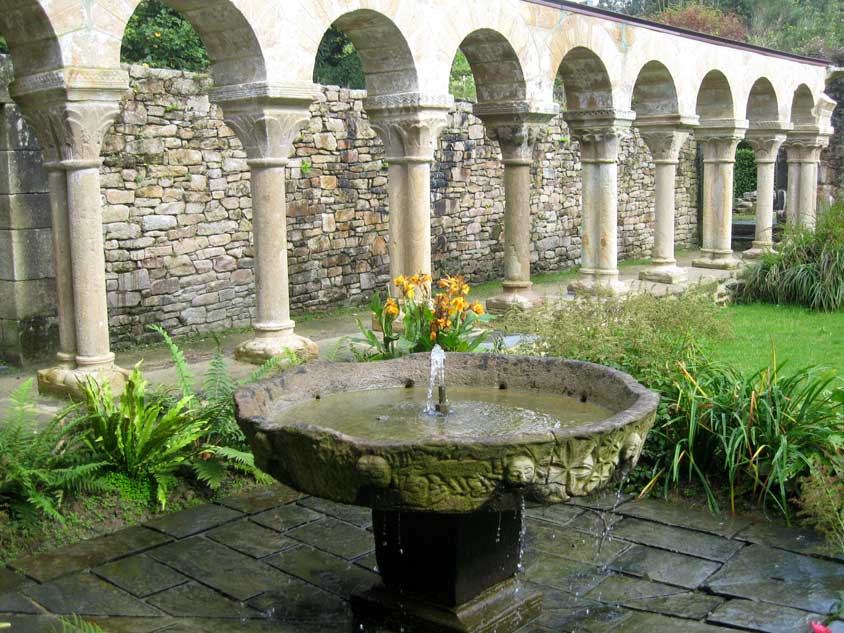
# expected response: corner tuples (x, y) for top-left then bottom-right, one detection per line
(455, 29), (527, 104)
(106, 0), (266, 86)
(324, 10), (418, 97)
(0, 0), (62, 77)
(791, 84), (816, 125)
(745, 78), (779, 123)
(696, 70), (735, 121)
(556, 47), (613, 111)
(631, 61), (679, 117)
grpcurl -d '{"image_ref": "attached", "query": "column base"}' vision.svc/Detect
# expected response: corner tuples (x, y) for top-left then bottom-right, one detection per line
(692, 251), (742, 270)
(235, 332), (319, 366)
(742, 242), (774, 260)
(568, 273), (627, 296)
(37, 364), (131, 400)
(486, 283), (543, 314)
(639, 264), (687, 285)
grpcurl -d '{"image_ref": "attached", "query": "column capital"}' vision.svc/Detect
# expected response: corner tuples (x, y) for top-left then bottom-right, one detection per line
(563, 109), (636, 163)
(365, 92), (453, 160)
(635, 114), (696, 163)
(785, 126), (832, 161)
(745, 124), (789, 162)
(11, 68), (129, 163)
(474, 103), (558, 162)
(211, 82), (320, 161)
(695, 120), (747, 163)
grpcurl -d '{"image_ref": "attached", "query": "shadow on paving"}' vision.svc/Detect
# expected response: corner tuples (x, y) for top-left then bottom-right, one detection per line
(1, 487), (842, 633)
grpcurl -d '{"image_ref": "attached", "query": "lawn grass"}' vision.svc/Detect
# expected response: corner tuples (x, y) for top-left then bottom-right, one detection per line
(714, 303), (844, 374)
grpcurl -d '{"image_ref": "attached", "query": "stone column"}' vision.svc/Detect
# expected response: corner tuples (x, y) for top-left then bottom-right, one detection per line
(744, 127), (788, 258)
(785, 136), (829, 230)
(366, 94), (452, 284)
(212, 85), (321, 365)
(13, 71), (132, 397)
(476, 108), (556, 313)
(692, 124), (747, 270)
(785, 154), (801, 227)
(564, 111), (635, 295)
(637, 120), (695, 284)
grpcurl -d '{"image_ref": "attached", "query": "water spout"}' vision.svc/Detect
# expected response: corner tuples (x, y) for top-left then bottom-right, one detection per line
(426, 345), (448, 416)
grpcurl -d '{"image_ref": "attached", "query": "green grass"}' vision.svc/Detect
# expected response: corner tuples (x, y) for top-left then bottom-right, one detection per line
(714, 303), (844, 374)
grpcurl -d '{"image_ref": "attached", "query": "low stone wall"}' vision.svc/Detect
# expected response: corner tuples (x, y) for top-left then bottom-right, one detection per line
(0, 61), (702, 358)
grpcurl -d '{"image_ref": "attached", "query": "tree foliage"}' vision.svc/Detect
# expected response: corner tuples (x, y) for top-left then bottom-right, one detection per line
(313, 26), (365, 89)
(652, 4), (748, 41)
(0, 35), (8, 54)
(121, 0), (209, 71)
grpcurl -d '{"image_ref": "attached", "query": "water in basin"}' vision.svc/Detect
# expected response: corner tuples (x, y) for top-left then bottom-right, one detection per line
(278, 386), (614, 442)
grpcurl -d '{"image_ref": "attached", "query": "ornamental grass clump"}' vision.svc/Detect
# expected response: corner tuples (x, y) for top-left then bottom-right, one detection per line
(357, 273), (493, 360)
(739, 203), (844, 311)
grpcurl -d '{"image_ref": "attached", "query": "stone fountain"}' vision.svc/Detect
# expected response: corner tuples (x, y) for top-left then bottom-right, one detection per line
(235, 353), (658, 632)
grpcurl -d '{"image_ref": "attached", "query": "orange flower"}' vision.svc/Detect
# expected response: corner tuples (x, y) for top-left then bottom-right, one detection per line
(451, 296), (468, 313)
(385, 298), (400, 318)
(471, 302), (485, 316)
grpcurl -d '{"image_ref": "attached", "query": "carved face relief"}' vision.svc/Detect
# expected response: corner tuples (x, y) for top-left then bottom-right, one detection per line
(357, 455), (392, 489)
(566, 451), (595, 496)
(506, 456), (537, 487)
(621, 432), (644, 466)
(403, 475), (431, 506)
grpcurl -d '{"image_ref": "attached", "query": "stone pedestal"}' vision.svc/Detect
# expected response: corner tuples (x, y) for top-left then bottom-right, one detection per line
(692, 125), (746, 270)
(637, 120), (695, 284)
(367, 93), (452, 286)
(477, 106), (557, 314)
(212, 85), (321, 366)
(565, 111), (635, 295)
(352, 508), (541, 633)
(743, 127), (787, 259)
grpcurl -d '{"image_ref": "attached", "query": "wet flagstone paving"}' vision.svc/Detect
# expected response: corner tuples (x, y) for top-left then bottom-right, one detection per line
(3, 485), (844, 632)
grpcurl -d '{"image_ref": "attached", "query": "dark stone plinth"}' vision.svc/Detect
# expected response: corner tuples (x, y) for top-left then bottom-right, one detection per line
(353, 508), (540, 633)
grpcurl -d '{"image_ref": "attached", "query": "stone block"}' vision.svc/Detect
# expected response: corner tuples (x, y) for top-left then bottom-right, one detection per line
(0, 278), (57, 320)
(0, 193), (51, 229)
(105, 189), (135, 205)
(0, 104), (40, 151)
(142, 215), (178, 231)
(0, 150), (48, 195)
(0, 228), (55, 281)
(169, 149), (203, 165)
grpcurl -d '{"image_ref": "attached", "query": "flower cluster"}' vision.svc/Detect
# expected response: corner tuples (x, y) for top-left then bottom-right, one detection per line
(356, 272), (493, 360)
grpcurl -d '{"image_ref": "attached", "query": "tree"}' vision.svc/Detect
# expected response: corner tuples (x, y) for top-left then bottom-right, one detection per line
(652, 4), (749, 41)
(121, 0), (208, 71)
(449, 51), (477, 101)
(313, 27), (365, 89)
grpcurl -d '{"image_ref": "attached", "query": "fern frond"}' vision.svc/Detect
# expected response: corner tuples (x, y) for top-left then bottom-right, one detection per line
(57, 615), (108, 633)
(148, 324), (194, 397)
(193, 457), (227, 489)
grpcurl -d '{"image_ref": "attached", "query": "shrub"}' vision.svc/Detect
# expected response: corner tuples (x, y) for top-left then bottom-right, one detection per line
(121, 0), (209, 71)
(800, 456), (844, 554)
(357, 274), (492, 360)
(734, 147), (757, 198)
(0, 381), (101, 521)
(739, 204), (844, 311)
(664, 357), (844, 520)
(79, 367), (208, 508)
(652, 4), (749, 41)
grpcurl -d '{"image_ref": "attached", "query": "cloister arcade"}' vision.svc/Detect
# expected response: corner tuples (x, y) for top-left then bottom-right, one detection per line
(0, 0), (836, 396)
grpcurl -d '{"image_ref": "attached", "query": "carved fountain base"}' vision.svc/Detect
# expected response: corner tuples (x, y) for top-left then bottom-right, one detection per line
(351, 508), (542, 633)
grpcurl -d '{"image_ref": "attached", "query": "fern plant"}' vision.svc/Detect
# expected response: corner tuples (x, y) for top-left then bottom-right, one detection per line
(149, 326), (295, 489)
(0, 380), (103, 521)
(56, 615), (108, 632)
(79, 367), (208, 508)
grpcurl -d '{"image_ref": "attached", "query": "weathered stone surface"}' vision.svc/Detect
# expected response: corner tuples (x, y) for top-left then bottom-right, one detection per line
(735, 520), (842, 559)
(147, 583), (261, 618)
(11, 526), (171, 582)
(207, 519), (296, 559)
(525, 503), (583, 526)
(251, 504), (322, 532)
(297, 496), (372, 528)
(94, 554), (187, 598)
(705, 544), (844, 613)
(610, 517), (744, 562)
(266, 545), (380, 597)
(147, 537), (290, 601)
(521, 552), (608, 595)
(236, 354), (658, 514)
(23, 573), (160, 616)
(707, 599), (821, 633)
(616, 499), (752, 537)
(526, 521), (629, 566)
(611, 545), (721, 589)
(247, 575), (352, 625)
(145, 503), (242, 538)
(0, 568), (30, 593)
(0, 591), (40, 614)
(587, 574), (723, 620)
(286, 517), (373, 560)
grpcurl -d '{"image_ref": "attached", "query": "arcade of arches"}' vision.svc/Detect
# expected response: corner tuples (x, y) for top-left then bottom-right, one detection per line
(0, 0), (838, 397)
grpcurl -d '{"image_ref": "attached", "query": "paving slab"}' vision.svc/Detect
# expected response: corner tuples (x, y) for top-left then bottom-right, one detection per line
(736, 519), (844, 560)
(616, 499), (752, 537)
(216, 484), (303, 514)
(525, 520), (629, 566)
(586, 574), (723, 620)
(11, 526), (171, 582)
(610, 517), (745, 562)
(296, 496), (372, 528)
(0, 568), (31, 593)
(567, 490), (633, 512)
(23, 573), (161, 616)
(611, 544), (722, 589)
(522, 551), (608, 595)
(247, 576), (352, 625)
(94, 554), (188, 598)
(250, 504), (322, 533)
(705, 544), (844, 613)
(565, 509), (623, 536)
(0, 590), (40, 614)
(707, 599), (822, 633)
(285, 517), (374, 560)
(265, 545), (380, 598)
(0, 615), (60, 633)
(145, 504), (242, 539)
(147, 583), (261, 619)
(146, 537), (291, 602)
(206, 518), (296, 559)
(89, 616), (176, 633)
(525, 504), (583, 527)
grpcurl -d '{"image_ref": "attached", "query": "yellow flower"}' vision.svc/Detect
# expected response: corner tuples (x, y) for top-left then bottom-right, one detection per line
(421, 274), (432, 285)
(430, 331), (437, 341)
(154, 31), (162, 37)
(394, 275), (407, 289)
(385, 298), (400, 318)
(471, 302), (485, 316)
(451, 296), (468, 313)
(409, 274), (420, 286)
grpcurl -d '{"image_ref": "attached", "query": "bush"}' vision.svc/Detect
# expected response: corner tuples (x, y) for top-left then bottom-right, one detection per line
(121, 0), (209, 72)
(734, 147), (757, 198)
(0, 381), (101, 521)
(800, 457), (844, 554)
(739, 204), (844, 311)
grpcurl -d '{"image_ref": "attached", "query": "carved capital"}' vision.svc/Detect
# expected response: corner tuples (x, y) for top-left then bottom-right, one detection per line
(20, 100), (121, 163)
(366, 93), (453, 159)
(744, 130), (787, 163)
(483, 114), (556, 162)
(638, 128), (691, 163)
(695, 122), (746, 163)
(563, 109), (635, 163)
(785, 138), (826, 164)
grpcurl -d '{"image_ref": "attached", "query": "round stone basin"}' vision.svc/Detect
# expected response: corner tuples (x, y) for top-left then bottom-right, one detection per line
(235, 353), (659, 514)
